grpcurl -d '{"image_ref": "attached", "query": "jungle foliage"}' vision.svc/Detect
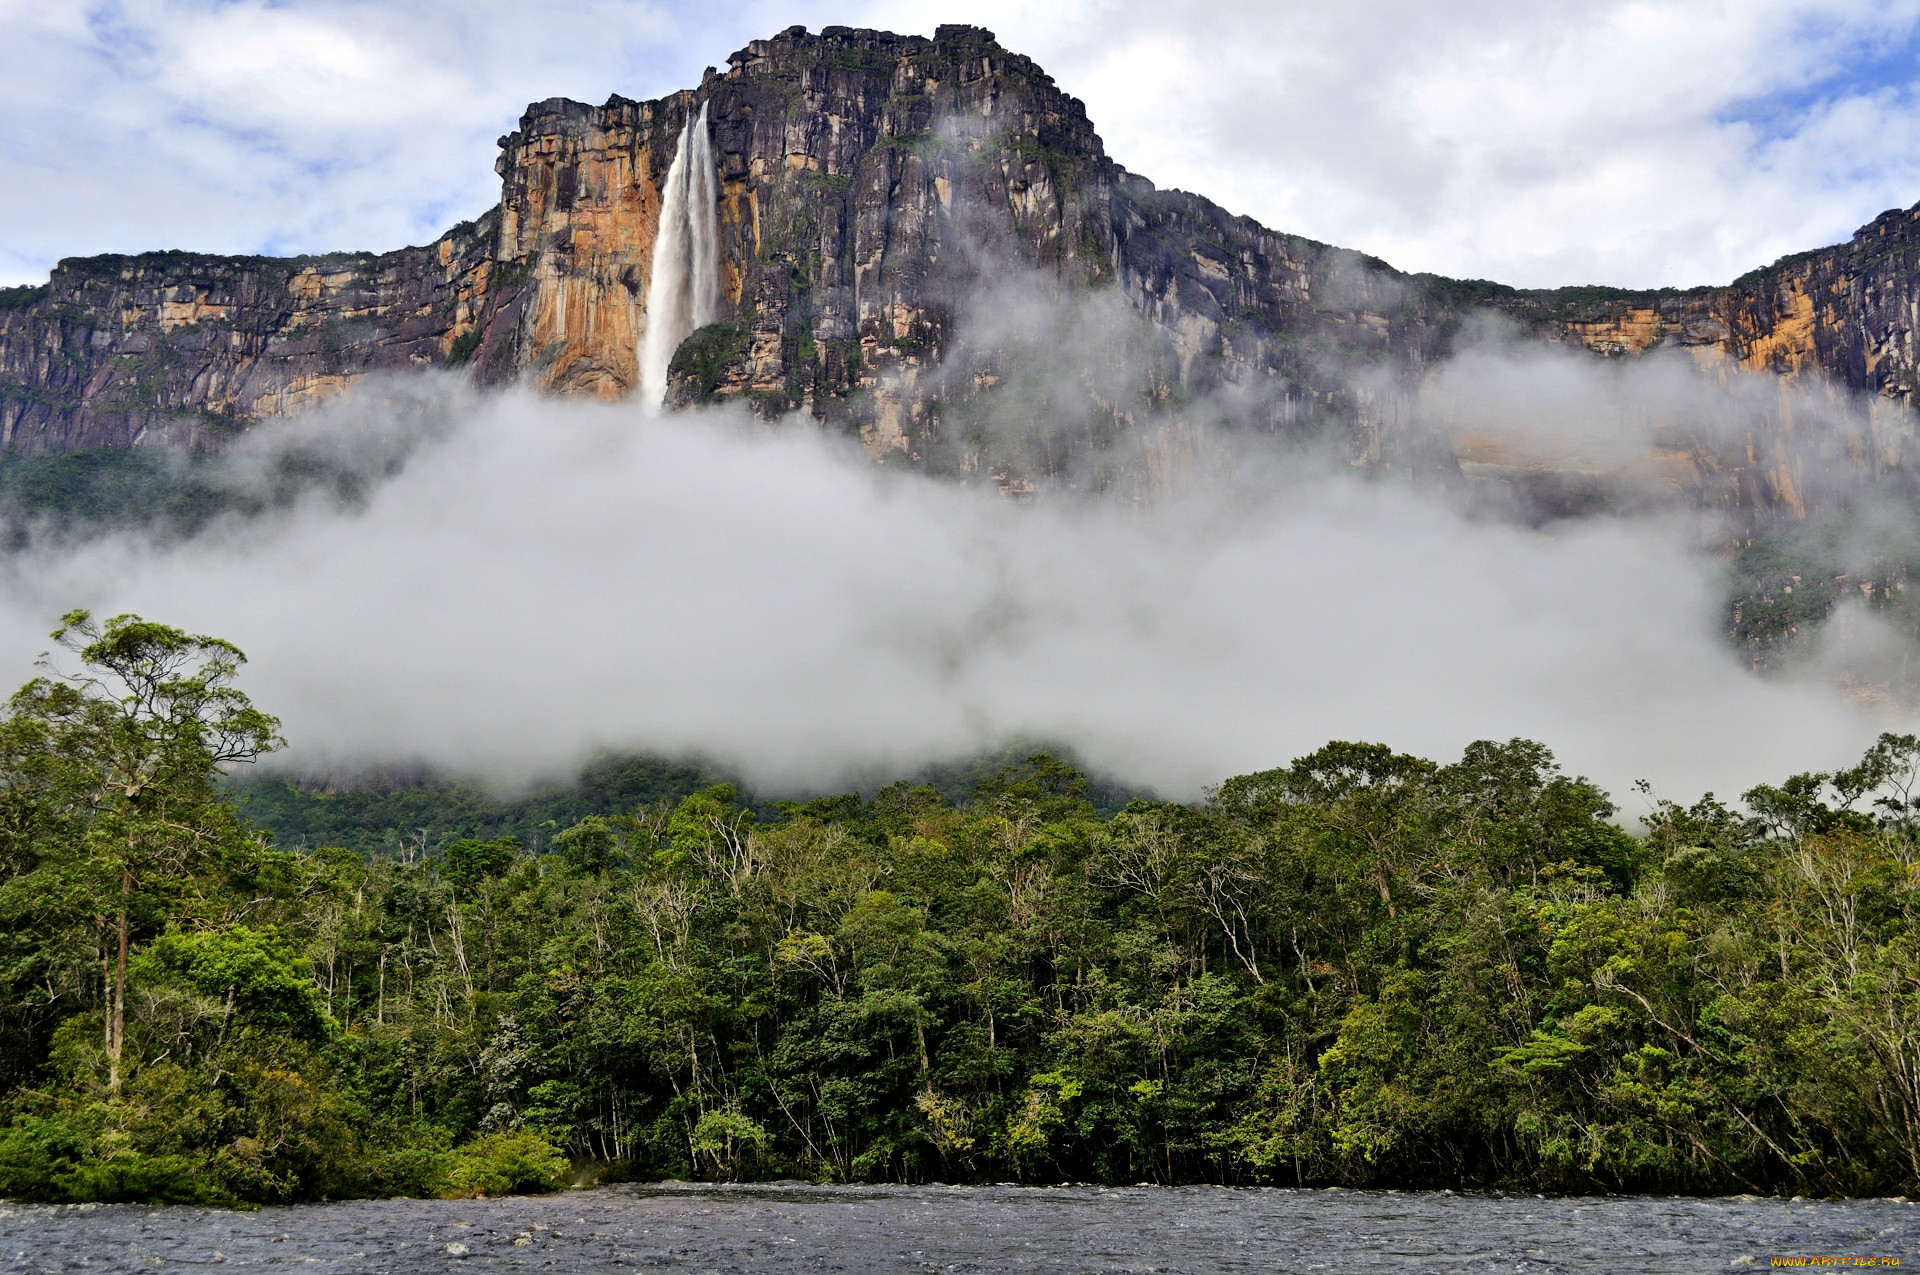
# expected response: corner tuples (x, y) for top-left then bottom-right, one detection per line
(2, 616), (1920, 1203)
(0, 447), (379, 551)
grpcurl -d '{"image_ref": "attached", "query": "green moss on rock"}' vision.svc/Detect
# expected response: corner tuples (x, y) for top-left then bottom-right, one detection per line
(668, 323), (752, 403)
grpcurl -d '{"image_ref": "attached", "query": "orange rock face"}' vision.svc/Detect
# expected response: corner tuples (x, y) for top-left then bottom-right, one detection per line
(495, 98), (671, 399)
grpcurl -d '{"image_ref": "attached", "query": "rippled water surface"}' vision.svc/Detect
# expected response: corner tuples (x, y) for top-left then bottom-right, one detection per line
(2, 1183), (1915, 1273)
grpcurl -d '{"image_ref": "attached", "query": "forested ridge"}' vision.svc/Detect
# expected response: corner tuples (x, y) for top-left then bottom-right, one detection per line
(225, 743), (1143, 861)
(2, 615), (1919, 1205)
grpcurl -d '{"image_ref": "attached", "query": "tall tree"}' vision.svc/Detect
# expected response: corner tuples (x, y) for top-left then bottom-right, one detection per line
(13, 612), (282, 1092)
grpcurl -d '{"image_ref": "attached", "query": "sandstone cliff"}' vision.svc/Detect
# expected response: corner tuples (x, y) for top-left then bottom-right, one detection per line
(3, 23), (1918, 520)
(0, 220), (498, 453)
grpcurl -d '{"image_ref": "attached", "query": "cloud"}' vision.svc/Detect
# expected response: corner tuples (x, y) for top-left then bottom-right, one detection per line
(7, 1), (1920, 288)
(0, 0), (780, 280)
(4, 0), (1917, 818)
(1407, 318), (1911, 531)
(162, 7), (469, 132)
(855, 0), (1920, 286)
(0, 376), (1899, 810)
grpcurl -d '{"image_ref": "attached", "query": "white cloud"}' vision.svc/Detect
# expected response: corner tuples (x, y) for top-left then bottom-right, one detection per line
(855, 0), (1920, 285)
(161, 7), (468, 131)
(3, 3), (1919, 287)
(0, 0), (777, 278)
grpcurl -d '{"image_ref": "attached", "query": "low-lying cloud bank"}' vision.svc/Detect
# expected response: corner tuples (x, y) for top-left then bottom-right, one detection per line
(0, 377), (1903, 809)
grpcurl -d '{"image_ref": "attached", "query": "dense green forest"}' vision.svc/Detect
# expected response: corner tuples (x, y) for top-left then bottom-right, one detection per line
(2, 613), (1920, 1206)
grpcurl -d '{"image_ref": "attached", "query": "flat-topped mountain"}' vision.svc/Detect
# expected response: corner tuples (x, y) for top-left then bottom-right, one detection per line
(3, 24), (1918, 517)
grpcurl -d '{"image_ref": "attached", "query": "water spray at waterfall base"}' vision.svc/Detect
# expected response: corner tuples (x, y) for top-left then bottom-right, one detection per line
(639, 101), (721, 408)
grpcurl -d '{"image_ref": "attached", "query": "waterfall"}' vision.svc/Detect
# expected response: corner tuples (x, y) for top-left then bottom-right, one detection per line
(638, 101), (721, 408)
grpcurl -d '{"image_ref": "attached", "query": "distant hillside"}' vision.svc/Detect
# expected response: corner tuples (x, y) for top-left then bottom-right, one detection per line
(230, 742), (1148, 859)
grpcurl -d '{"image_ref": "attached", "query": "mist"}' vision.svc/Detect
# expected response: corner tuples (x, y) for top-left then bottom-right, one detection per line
(1418, 320), (1917, 531)
(0, 370), (1905, 813)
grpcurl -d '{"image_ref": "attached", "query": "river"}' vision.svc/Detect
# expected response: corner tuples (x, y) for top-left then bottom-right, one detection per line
(1, 1182), (1914, 1272)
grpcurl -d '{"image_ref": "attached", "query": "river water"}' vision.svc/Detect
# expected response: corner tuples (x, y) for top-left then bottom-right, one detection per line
(1, 1182), (1914, 1273)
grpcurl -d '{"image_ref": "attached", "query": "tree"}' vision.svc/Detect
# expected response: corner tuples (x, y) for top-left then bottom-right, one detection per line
(1284, 741), (1437, 918)
(14, 611), (282, 1092)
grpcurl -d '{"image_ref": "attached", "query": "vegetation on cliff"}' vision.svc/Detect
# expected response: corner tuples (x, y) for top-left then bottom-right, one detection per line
(1725, 490), (1920, 672)
(2, 616), (1919, 1203)
(664, 323), (752, 405)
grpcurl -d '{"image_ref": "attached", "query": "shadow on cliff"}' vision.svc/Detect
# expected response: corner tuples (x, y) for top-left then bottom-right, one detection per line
(837, 168), (1915, 554)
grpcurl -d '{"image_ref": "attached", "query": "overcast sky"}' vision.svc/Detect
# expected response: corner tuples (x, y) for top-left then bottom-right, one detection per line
(4, 0), (1920, 289)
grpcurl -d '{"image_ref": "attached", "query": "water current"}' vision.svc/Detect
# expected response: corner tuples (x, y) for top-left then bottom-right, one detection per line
(2, 1182), (1915, 1273)
(638, 100), (721, 408)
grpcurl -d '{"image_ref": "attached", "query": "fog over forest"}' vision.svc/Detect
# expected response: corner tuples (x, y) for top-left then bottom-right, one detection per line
(0, 348), (1907, 811)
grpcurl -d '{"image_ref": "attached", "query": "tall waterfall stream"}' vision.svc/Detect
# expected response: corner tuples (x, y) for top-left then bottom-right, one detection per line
(638, 101), (722, 408)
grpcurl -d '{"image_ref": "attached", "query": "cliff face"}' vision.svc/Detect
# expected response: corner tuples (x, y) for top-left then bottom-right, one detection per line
(0, 220), (498, 453)
(3, 23), (1919, 518)
(1501, 206), (1920, 400)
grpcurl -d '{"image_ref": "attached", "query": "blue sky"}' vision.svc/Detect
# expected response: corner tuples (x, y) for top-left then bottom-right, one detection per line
(1721, 12), (1920, 139)
(5, 0), (1920, 289)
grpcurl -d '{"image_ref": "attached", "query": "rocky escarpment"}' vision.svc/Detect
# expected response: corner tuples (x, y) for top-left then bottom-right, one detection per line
(3, 23), (1920, 518)
(1443, 220), (1920, 523)
(0, 219), (500, 453)
(491, 24), (1470, 492)
(1496, 207), (1920, 401)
